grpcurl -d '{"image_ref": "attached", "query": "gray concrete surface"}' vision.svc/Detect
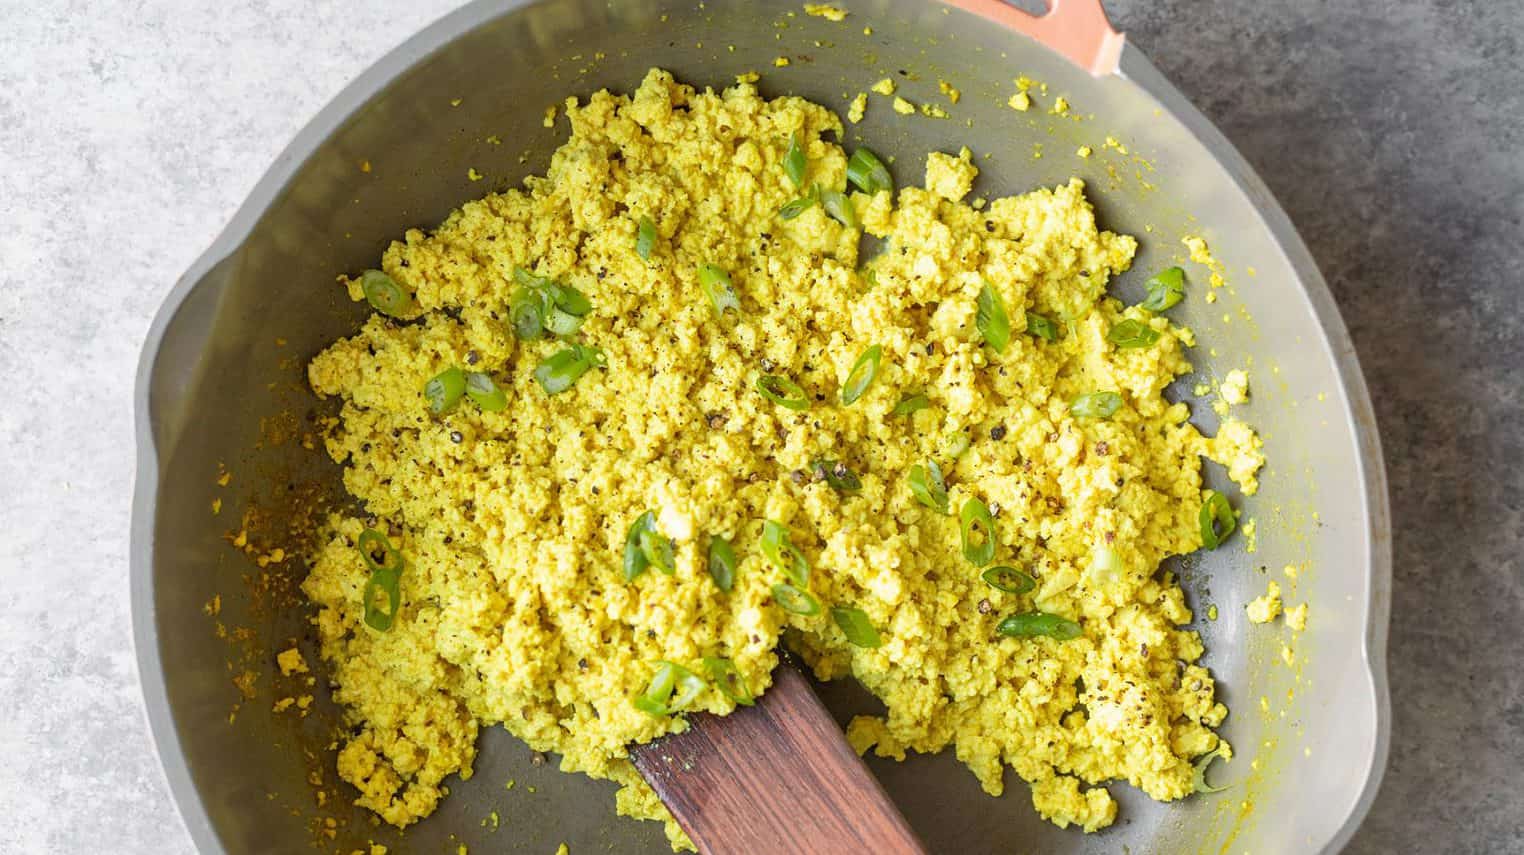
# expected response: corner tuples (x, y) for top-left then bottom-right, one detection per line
(0, 0), (1517, 852)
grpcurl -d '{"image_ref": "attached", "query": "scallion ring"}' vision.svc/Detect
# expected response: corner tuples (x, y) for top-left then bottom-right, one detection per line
(831, 605), (883, 648)
(1070, 391), (1122, 420)
(820, 186), (859, 229)
(891, 392), (931, 416)
(697, 264), (742, 315)
(760, 520), (810, 587)
(783, 131), (807, 189)
(907, 461), (949, 515)
(359, 269), (415, 318)
(977, 280), (1011, 353)
(1141, 266), (1185, 312)
(510, 288), (546, 341)
(1108, 318), (1161, 348)
(636, 215), (657, 260)
(623, 511), (657, 581)
(995, 612), (1082, 640)
(464, 371), (508, 411)
(981, 565), (1036, 594)
(424, 367), (466, 414)
(756, 374), (809, 411)
(632, 660), (706, 716)
(356, 529), (404, 632)
(534, 345), (605, 395)
(707, 536), (737, 592)
(943, 429), (972, 461)
(1192, 744), (1231, 794)
(841, 344), (881, 405)
(846, 147), (893, 195)
(959, 497), (996, 567)
(1199, 490), (1237, 549)
(702, 656), (754, 706)
(779, 187), (818, 220)
(638, 526), (676, 575)
(771, 582), (821, 616)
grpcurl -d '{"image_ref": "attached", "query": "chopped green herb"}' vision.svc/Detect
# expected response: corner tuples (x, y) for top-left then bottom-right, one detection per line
(703, 657), (754, 706)
(1141, 266), (1185, 312)
(1025, 312), (1058, 341)
(623, 511), (658, 581)
(783, 132), (807, 189)
(841, 345), (882, 405)
(424, 367), (466, 414)
(636, 216), (657, 260)
(981, 565), (1036, 594)
(533, 345), (605, 395)
(360, 270), (415, 318)
(357, 529), (404, 632)
(760, 520), (810, 587)
(510, 267), (591, 339)
(1070, 391), (1122, 419)
(638, 525), (676, 575)
(846, 147), (893, 195)
(1199, 490), (1237, 549)
(831, 606), (883, 648)
(756, 374), (809, 411)
(943, 428), (972, 460)
(697, 264), (742, 315)
(464, 372), (508, 411)
(771, 582), (821, 616)
(907, 461), (950, 514)
(995, 612), (1082, 640)
(1108, 318), (1161, 348)
(1192, 744), (1231, 793)
(779, 190), (818, 220)
(959, 497), (996, 567)
(707, 536), (737, 592)
(633, 660), (706, 716)
(977, 280), (1011, 353)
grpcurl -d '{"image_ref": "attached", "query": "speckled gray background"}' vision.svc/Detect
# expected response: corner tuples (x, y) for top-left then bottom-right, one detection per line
(0, 0), (1517, 852)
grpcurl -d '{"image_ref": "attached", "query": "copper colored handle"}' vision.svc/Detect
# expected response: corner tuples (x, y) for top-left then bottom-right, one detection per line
(951, 0), (1125, 76)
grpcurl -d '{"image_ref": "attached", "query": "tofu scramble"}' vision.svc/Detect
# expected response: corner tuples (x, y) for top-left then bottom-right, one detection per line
(302, 69), (1264, 848)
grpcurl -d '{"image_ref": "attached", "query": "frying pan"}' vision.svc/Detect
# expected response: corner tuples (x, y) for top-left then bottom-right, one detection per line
(131, 1), (1391, 851)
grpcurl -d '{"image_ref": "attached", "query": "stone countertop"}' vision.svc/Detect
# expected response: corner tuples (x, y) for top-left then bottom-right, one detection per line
(0, 1), (1517, 852)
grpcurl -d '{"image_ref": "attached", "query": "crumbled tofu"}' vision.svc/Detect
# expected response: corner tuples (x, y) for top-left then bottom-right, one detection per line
(1246, 581), (1283, 624)
(1221, 369), (1249, 405)
(1008, 92), (1031, 111)
(277, 647), (309, 676)
(1285, 603), (1308, 631)
(892, 96), (915, 115)
(938, 79), (961, 104)
(871, 77), (896, 96)
(924, 147), (978, 202)
(773, 56), (791, 67)
(847, 92), (868, 123)
(1076, 145), (1092, 158)
(803, 3), (847, 20)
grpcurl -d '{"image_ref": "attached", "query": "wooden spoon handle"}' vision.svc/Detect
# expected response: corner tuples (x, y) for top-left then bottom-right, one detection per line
(629, 658), (927, 855)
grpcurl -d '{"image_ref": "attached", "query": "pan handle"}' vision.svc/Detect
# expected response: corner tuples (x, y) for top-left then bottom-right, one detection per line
(949, 0), (1125, 76)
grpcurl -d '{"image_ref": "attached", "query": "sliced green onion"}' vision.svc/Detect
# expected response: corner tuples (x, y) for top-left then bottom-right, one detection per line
(463, 371), (508, 411)
(1140, 266), (1185, 312)
(841, 345), (882, 405)
(1108, 318), (1161, 348)
(697, 264), (742, 315)
(546, 281), (591, 317)
(424, 367), (466, 414)
(510, 288), (546, 341)
(811, 458), (862, 493)
(863, 267), (880, 289)
(360, 270), (415, 318)
(1070, 391), (1122, 419)
(959, 497), (997, 567)
(623, 512), (657, 581)
(783, 132), (807, 189)
(995, 612), (1082, 640)
(820, 187), (859, 229)
(771, 582), (821, 616)
(703, 656), (754, 706)
(1192, 743), (1231, 794)
(1088, 544), (1122, 585)
(846, 147), (893, 195)
(779, 187), (818, 220)
(943, 429), (972, 460)
(760, 520), (810, 587)
(633, 660), (706, 716)
(1026, 312), (1058, 342)
(977, 280), (1011, 353)
(907, 461), (949, 514)
(756, 374), (809, 411)
(543, 306), (585, 337)
(831, 605), (883, 648)
(707, 536), (737, 592)
(636, 215), (657, 260)
(982, 565), (1036, 594)
(1199, 490), (1236, 549)
(534, 345), (605, 395)
(513, 267), (556, 290)
(638, 526), (676, 575)
(357, 529), (404, 632)
(891, 393), (931, 416)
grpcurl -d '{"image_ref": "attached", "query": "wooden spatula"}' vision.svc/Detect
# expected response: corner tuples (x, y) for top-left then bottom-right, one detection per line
(629, 656), (927, 855)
